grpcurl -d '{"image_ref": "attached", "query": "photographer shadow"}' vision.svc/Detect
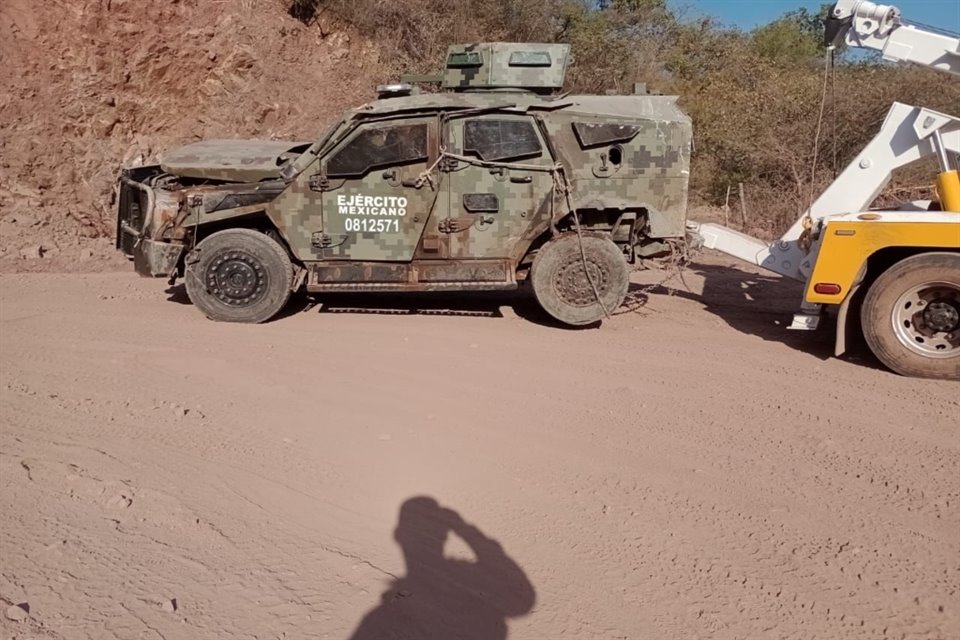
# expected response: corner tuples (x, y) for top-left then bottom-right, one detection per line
(348, 496), (536, 640)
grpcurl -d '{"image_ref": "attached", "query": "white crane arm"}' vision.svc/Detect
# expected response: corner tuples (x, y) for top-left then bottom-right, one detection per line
(694, 2), (960, 286)
(826, 0), (959, 76)
(694, 106), (960, 283)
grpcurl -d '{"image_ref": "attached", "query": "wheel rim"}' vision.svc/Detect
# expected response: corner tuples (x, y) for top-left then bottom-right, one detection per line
(891, 281), (960, 358)
(554, 259), (610, 307)
(206, 251), (268, 306)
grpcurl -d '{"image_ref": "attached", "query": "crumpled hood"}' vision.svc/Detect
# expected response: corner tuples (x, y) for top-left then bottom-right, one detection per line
(160, 139), (309, 182)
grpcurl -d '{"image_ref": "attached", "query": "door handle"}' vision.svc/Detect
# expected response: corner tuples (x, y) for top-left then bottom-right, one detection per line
(384, 169), (422, 188)
(510, 175), (532, 184)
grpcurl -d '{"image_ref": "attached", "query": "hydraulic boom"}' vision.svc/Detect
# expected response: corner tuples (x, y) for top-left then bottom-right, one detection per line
(689, 1), (960, 379)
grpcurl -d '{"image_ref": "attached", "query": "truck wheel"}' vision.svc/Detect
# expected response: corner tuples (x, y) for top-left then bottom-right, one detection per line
(861, 252), (960, 380)
(531, 234), (629, 326)
(185, 228), (293, 324)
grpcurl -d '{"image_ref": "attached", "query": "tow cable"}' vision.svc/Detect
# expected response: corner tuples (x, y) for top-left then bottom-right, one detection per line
(800, 47), (838, 252)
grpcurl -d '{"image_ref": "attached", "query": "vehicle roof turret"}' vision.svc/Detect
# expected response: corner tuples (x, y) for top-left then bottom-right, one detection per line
(441, 43), (571, 94)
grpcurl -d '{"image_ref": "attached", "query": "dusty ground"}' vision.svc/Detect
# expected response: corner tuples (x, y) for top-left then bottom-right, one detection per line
(1, 253), (957, 640)
(3, 1), (956, 636)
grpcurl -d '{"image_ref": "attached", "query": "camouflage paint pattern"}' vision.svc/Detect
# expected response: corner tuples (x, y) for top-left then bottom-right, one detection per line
(442, 43), (570, 93)
(541, 96), (692, 238)
(437, 113), (556, 259)
(117, 42), (692, 288)
(265, 117), (442, 262)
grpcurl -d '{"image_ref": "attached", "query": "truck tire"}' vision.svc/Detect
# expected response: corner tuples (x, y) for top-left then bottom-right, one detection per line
(861, 252), (960, 380)
(531, 234), (629, 326)
(185, 228), (293, 324)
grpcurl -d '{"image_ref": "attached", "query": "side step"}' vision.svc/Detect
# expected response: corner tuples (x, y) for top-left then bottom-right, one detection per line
(307, 281), (518, 293)
(305, 259), (518, 293)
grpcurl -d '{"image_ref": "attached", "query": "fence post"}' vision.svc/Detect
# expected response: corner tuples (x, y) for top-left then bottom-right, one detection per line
(723, 184), (731, 226)
(739, 182), (749, 227)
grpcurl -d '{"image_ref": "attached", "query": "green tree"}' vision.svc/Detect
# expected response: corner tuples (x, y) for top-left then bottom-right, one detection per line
(750, 7), (827, 66)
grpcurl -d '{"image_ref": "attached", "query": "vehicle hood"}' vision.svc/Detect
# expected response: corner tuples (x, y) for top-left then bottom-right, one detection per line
(160, 139), (309, 182)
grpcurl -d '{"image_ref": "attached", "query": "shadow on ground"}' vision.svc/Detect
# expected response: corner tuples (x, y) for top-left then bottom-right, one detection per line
(164, 283), (314, 322)
(164, 263), (881, 368)
(347, 497), (536, 640)
(644, 261), (882, 369)
(166, 281), (602, 329)
(310, 288), (598, 329)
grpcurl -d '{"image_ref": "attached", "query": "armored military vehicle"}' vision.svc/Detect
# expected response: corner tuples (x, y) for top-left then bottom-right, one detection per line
(117, 43), (692, 325)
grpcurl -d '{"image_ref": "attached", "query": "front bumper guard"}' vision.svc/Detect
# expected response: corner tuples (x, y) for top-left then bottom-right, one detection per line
(116, 166), (184, 277)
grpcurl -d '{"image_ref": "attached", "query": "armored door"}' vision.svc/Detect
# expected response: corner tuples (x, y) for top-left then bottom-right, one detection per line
(315, 117), (441, 261)
(438, 114), (556, 259)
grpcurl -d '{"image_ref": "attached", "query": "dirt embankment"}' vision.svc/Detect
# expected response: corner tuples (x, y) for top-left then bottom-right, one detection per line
(0, 0), (380, 272)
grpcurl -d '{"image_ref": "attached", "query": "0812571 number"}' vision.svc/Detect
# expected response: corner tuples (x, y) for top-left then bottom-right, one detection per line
(344, 218), (400, 233)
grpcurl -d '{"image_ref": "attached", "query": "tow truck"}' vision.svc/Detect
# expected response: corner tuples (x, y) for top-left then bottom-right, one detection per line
(690, 0), (960, 379)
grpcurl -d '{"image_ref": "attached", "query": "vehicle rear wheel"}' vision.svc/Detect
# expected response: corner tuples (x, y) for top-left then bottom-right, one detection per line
(531, 234), (629, 326)
(185, 228), (293, 323)
(861, 252), (960, 380)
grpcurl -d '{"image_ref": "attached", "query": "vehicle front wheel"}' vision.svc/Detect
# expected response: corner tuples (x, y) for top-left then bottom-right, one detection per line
(531, 234), (629, 326)
(185, 228), (293, 324)
(861, 252), (960, 380)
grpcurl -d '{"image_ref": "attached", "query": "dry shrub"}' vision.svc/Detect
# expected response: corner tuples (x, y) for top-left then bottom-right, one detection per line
(288, 0), (565, 74)
(2, 0), (379, 241)
(675, 56), (960, 237)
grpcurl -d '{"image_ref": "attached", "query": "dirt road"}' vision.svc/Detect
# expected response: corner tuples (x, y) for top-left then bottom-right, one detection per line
(1, 254), (957, 640)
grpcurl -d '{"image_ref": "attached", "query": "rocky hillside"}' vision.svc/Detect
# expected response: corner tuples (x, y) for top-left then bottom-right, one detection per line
(0, 0), (380, 272)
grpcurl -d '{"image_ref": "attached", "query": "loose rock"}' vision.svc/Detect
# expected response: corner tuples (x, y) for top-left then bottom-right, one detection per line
(10, 213), (38, 227)
(19, 244), (43, 259)
(5, 602), (30, 621)
(107, 493), (133, 509)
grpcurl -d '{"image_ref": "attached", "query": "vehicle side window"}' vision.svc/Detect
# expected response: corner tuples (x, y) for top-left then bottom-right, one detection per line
(327, 123), (428, 178)
(572, 122), (641, 148)
(463, 119), (542, 162)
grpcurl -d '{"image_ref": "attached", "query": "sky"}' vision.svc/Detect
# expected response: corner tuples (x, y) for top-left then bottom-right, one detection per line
(671, 0), (960, 32)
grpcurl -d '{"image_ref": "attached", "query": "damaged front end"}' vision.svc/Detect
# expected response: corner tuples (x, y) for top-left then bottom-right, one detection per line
(116, 164), (287, 278)
(116, 166), (187, 277)
(117, 139), (304, 278)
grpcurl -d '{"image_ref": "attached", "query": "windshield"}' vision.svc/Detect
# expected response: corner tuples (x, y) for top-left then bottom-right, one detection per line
(280, 119), (345, 180)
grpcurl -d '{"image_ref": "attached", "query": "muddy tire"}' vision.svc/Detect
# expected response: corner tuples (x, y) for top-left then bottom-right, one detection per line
(531, 234), (629, 326)
(861, 252), (960, 380)
(185, 228), (293, 324)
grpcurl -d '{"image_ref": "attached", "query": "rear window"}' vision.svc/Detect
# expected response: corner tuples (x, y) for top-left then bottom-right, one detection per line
(572, 122), (641, 148)
(508, 51), (552, 67)
(447, 51), (483, 68)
